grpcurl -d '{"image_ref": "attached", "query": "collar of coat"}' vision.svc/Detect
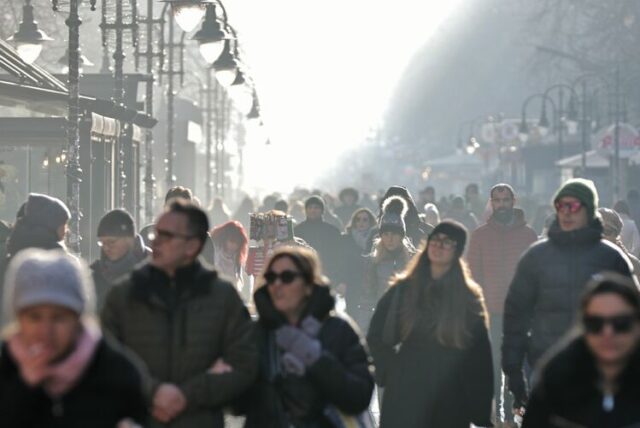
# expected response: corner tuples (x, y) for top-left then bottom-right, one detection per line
(254, 283), (336, 330)
(129, 260), (218, 304)
(547, 217), (604, 246)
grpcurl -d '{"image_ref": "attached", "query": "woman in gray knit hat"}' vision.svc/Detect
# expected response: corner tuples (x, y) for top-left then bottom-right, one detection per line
(0, 249), (147, 427)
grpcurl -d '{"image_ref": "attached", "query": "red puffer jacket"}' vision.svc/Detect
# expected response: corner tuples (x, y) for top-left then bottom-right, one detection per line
(466, 209), (538, 314)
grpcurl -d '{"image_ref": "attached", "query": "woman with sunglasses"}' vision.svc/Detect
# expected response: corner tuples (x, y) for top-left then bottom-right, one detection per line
(523, 272), (640, 428)
(367, 220), (493, 428)
(239, 246), (374, 428)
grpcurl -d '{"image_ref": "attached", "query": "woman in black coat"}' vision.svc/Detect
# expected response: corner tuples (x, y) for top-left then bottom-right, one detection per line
(242, 246), (374, 428)
(523, 272), (640, 428)
(367, 220), (493, 428)
(0, 249), (148, 428)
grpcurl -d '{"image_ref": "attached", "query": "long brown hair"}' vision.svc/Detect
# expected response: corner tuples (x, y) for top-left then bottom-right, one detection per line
(394, 242), (488, 349)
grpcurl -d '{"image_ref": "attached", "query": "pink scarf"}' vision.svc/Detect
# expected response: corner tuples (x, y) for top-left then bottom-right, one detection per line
(8, 321), (102, 397)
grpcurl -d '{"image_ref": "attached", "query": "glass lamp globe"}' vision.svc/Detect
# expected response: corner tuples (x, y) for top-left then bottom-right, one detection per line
(228, 85), (254, 114)
(215, 68), (237, 87)
(172, 3), (206, 32)
(199, 40), (224, 64)
(16, 42), (43, 64)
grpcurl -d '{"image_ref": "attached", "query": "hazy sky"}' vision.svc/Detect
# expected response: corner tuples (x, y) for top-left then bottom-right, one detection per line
(226, 0), (467, 194)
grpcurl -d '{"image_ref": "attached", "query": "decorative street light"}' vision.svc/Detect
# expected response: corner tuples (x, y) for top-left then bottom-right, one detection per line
(164, 0), (208, 32)
(191, 3), (227, 64)
(8, 0), (53, 64)
(212, 38), (238, 87)
(58, 48), (94, 74)
(51, 0), (97, 254)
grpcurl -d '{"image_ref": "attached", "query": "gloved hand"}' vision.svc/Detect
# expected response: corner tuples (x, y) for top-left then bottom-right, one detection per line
(275, 325), (322, 366)
(281, 352), (306, 376)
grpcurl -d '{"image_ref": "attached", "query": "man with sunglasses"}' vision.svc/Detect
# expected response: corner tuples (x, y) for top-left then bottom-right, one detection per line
(502, 178), (634, 425)
(101, 201), (258, 428)
(467, 183), (537, 425)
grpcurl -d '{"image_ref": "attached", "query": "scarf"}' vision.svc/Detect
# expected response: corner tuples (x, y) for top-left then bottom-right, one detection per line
(351, 228), (371, 251)
(8, 320), (102, 397)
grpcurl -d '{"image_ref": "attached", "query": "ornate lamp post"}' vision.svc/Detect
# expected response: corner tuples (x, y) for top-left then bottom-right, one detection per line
(51, 0), (97, 254)
(8, 0), (54, 64)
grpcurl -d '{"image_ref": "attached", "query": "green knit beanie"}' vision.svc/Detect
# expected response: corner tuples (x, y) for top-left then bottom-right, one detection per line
(553, 178), (599, 219)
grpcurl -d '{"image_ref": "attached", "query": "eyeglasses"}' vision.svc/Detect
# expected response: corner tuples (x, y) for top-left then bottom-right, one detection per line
(151, 229), (196, 243)
(429, 237), (457, 250)
(264, 270), (302, 285)
(555, 200), (583, 214)
(583, 314), (638, 335)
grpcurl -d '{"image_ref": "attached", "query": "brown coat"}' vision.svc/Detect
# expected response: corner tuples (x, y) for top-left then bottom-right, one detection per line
(466, 209), (538, 314)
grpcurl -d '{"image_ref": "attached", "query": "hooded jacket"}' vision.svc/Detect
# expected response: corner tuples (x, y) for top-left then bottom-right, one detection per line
(240, 285), (374, 428)
(467, 208), (538, 314)
(502, 218), (633, 404)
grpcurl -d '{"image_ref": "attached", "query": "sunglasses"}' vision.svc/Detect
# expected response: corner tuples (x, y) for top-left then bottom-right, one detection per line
(429, 237), (457, 250)
(555, 200), (583, 214)
(583, 314), (638, 335)
(264, 270), (302, 285)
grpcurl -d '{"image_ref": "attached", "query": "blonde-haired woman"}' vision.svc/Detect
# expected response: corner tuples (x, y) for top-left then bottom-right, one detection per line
(239, 246), (374, 427)
(0, 249), (147, 428)
(368, 220), (493, 427)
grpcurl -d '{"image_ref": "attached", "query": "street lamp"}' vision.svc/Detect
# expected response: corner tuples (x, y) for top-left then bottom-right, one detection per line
(212, 38), (238, 87)
(191, 3), (227, 64)
(51, 0), (97, 254)
(58, 48), (94, 74)
(8, 0), (53, 64)
(164, 0), (208, 32)
(518, 93), (557, 144)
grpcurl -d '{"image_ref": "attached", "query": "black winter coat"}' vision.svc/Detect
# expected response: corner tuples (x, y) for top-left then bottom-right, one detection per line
(523, 337), (640, 428)
(367, 277), (494, 428)
(294, 220), (342, 282)
(0, 336), (148, 428)
(241, 285), (374, 428)
(502, 219), (633, 403)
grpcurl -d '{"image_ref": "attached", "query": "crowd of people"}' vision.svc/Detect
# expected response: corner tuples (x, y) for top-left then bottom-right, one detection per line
(1, 178), (640, 427)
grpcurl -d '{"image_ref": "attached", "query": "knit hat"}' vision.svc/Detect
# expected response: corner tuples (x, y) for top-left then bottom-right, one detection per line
(23, 193), (71, 234)
(97, 209), (135, 237)
(379, 196), (407, 236)
(598, 207), (622, 238)
(429, 220), (468, 257)
(4, 249), (93, 319)
(305, 195), (325, 212)
(553, 178), (599, 219)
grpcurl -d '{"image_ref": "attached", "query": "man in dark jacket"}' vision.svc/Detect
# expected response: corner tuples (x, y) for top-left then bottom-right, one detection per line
(294, 196), (342, 282)
(102, 201), (258, 428)
(502, 179), (634, 415)
(91, 209), (151, 310)
(467, 183), (538, 423)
